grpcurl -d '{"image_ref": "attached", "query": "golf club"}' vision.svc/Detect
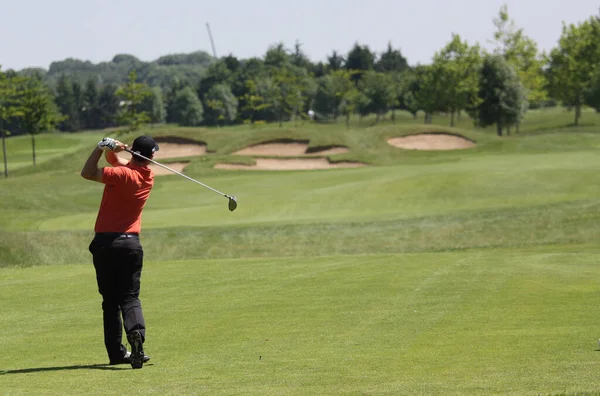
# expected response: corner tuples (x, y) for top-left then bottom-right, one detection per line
(124, 148), (238, 212)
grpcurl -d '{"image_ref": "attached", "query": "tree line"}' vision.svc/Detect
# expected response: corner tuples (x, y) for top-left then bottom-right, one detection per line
(2, 5), (600, 176)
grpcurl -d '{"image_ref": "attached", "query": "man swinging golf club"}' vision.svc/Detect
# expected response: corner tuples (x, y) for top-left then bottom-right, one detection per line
(81, 135), (159, 369)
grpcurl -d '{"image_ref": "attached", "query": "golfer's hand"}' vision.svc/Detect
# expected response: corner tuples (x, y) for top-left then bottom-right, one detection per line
(98, 138), (128, 152)
(98, 138), (117, 151)
(112, 140), (128, 153)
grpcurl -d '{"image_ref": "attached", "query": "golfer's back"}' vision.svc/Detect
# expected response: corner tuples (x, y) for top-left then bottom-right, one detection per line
(94, 162), (154, 234)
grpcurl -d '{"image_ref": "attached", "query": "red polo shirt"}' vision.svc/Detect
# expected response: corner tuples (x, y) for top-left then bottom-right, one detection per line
(94, 163), (154, 233)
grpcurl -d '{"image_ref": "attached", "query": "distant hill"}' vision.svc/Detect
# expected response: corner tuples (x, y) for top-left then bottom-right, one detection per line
(18, 50), (215, 88)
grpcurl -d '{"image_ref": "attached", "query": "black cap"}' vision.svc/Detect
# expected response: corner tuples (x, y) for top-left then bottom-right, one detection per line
(131, 135), (159, 158)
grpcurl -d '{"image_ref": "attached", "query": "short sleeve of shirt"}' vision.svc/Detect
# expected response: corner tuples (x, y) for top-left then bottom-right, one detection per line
(102, 166), (131, 185)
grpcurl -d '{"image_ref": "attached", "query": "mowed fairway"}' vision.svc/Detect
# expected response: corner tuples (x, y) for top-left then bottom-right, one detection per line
(3, 253), (600, 395)
(3, 111), (600, 395)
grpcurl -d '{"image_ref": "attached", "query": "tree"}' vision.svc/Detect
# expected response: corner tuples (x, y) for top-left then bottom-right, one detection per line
(345, 43), (376, 82)
(476, 55), (528, 136)
(171, 86), (204, 126)
(584, 68), (600, 112)
(239, 78), (275, 124)
(375, 42), (409, 73)
(271, 66), (311, 126)
(291, 41), (312, 70)
(18, 75), (61, 167)
(357, 71), (398, 123)
(96, 84), (120, 129)
(71, 80), (84, 131)
(492, 4), (547, 125)
(141, 87), (166, 124)
(264, 43), (290, 68)
(312, 70), (356, 121)
(0, 67), (24, 177)
(54, 75), (77, 131)
(197, 60), (233, 101)
(413, 65), (445, 124)
(83, 78), (100, 130)
(116, 70), (151, 131)
(204, 84), (238, 126)
(547, 16), (600, 125)
(327, 50), (345, 71)
(431, 34), (483, 126)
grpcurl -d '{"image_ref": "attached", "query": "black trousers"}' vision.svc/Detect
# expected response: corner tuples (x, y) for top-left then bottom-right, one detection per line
(89, 233), (146, 362)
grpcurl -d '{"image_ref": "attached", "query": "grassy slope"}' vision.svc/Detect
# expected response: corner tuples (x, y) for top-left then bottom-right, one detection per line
(3, 108), (600, 394)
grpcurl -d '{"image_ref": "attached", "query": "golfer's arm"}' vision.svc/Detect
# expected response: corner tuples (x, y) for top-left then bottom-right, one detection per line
(80, 147), (104, 183)
(105, 151), (129, 167)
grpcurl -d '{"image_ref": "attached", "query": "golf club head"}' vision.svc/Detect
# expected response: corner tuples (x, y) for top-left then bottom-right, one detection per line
(228, 196), (238, 212)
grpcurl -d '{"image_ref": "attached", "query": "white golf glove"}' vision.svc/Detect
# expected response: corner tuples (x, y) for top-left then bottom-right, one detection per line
(98, 138), (117, 151)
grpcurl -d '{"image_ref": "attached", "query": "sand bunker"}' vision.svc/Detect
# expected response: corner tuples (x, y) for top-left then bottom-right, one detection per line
(215, 158), (365, 171)
(233, 139), (348, 157)
(387, 133), (476, 151)
(149, 162), (189, 176)
(118, 136), (207, 161)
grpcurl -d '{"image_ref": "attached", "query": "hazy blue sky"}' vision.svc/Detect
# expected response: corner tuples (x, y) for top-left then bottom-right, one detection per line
(1, 0), (598, 70)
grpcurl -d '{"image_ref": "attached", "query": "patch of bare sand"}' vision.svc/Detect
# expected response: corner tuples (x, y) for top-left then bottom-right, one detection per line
(233, 140), (349, 156)
(215, 158), (365, 171)
(387, 133), (476, 150)
(234, 142), (309, 156)
(117, 144), (206, 161)
(117, 136), (207, 161)
(149, 162), (188, 176)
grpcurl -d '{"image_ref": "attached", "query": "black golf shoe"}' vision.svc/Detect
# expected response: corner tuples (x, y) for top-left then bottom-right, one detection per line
(126, 330), (145, 369)
(109, 350), (150, 366)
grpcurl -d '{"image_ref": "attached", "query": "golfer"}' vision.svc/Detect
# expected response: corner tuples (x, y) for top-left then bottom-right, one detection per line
(80, 135), (159, 369)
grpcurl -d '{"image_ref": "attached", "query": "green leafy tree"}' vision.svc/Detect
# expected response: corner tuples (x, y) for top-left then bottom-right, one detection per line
(204, 84), (238, 126)
(327, 50), (345, 71)
(414, 65), (445, 124)
(271, 66), (311, 127)
(70, 80), (84, 131)
(0, 67), (24, 177)
(197, 60), (233, 101)
(54, 75), (77, 131)
(291, 41), (312, 70)
(396, 68), (424, 119)
(171, 86), (204, 126)
(339, 86), (360, 129)
(116, 70), (151, 131)
(239, 78), (274, 124)
(83, 78), (100, 130)
(345, 43), (376, 82)
(140, 87), (167, 124)
(97, 84), (120, 129)
(492, 4), (547, 126)
(431, 34), (483, 126)
(547, 16), (600, 125)
(584, 69), (600, 112)
(357, 71), (397, 123)
(476, 55), (528, 136)
(264, 43), (291, 68)
(375, 42), (409, 73)
(18, 75), (61, 167)
(313, 70), (356, 121)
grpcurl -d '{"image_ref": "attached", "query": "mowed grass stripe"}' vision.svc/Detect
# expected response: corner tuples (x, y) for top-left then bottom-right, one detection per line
(4, 196), (600, 267)
(2, 252), (600, 395)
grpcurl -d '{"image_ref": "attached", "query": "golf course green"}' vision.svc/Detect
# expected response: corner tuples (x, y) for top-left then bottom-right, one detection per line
(2, 109), (600, 395)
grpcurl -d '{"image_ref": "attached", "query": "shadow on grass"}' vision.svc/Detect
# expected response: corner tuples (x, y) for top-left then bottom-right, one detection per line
(0, 363), (153, 374)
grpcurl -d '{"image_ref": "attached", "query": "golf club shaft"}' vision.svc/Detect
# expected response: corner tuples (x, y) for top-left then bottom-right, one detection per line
(124, 148), (231, 198)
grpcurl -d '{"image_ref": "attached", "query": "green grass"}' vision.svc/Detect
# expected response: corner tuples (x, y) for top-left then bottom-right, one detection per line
(3, 252), (600, 395)
(3, 107), (600, 394)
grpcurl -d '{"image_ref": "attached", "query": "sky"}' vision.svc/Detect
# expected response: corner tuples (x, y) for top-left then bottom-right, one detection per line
(1, 0), (599, 71)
